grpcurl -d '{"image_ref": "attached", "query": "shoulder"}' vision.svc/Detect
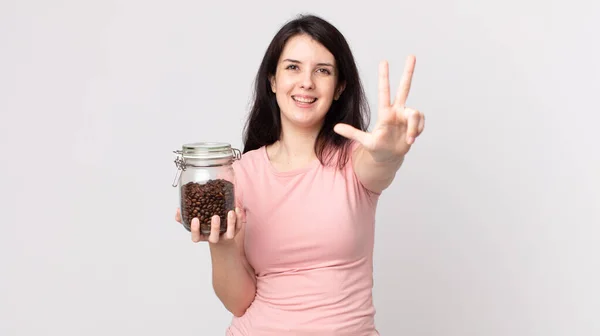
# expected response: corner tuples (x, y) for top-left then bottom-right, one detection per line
(232, 146), (265, 173)
(231, 146), (265, 209)
(232, 146), (268, 189)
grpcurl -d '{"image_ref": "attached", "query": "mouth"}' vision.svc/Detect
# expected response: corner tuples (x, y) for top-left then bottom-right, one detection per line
(292, 95), (318, 104)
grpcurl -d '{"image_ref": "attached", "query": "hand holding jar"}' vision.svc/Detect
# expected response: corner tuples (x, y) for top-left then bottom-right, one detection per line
(171, 142), (245, 244)
(175, 206), (245, 244)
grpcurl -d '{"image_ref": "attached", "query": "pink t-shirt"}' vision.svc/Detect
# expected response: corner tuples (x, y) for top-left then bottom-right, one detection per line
(227, 143), (381, 336)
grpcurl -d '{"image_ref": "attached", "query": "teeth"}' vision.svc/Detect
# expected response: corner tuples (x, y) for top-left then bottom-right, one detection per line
(293, 96), (317, 103)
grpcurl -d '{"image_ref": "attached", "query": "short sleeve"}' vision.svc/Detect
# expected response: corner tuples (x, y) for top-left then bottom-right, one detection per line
(232, 160), (245, 210)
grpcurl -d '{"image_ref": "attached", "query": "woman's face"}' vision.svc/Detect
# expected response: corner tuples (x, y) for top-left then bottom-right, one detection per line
(270, 34), (344, 132)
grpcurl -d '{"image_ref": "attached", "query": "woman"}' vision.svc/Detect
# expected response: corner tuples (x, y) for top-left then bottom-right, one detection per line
(175, 14), (425, 335)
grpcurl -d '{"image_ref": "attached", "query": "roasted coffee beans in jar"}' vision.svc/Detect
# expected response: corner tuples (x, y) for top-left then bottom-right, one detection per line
(172, 142), (241, 235)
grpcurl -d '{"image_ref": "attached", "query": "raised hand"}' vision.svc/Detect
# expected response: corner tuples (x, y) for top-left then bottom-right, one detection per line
(334, 55), (425, 163)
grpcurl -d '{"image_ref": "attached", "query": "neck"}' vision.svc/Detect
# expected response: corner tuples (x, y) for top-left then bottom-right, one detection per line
(268, 120), (322, 169)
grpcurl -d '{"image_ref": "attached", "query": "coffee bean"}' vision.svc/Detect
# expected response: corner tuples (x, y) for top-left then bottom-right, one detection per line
(180, 179), (235, 234)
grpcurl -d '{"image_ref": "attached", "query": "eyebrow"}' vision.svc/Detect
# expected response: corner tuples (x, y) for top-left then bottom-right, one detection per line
(282, 59), (335, 67)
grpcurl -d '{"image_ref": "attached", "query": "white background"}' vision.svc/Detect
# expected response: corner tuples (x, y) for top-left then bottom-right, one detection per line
(1, 0), (599, 335)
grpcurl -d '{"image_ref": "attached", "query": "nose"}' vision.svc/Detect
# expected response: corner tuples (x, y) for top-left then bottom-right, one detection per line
(299, 71), (315, 90)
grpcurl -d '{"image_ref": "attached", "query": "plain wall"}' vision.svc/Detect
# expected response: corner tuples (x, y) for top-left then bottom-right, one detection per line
(1, 0), (598, 335)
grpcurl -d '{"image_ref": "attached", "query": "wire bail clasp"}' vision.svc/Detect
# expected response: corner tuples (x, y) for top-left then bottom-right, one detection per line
(172, 150), (186, 187)
(232, 148), (242, 160)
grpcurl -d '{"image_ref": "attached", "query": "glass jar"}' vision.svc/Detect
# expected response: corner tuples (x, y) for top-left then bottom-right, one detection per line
(172, 142), (241, 235)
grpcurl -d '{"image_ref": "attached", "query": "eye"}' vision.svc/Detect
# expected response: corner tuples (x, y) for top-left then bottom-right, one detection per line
(317, 68), (332, 75)
(285, 64), (298, 70)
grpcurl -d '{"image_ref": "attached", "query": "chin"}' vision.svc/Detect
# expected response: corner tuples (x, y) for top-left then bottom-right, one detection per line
(283, 112), (325, 130)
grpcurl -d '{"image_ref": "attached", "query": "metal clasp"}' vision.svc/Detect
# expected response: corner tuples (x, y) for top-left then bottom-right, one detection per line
(232, 148), (242, 160)
(172, 150), (186, 187)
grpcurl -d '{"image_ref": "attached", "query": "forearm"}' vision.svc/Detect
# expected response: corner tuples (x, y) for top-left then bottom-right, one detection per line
(354, 146), (405, 194)
(209, 243), (257, 317)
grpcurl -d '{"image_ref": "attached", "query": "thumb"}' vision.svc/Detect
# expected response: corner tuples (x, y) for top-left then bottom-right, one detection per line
(334, 123), (371, 147)
(235, 207), (246, 233)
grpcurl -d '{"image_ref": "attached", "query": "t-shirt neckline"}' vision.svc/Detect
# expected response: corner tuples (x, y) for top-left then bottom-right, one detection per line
(262, 145), (320, 177)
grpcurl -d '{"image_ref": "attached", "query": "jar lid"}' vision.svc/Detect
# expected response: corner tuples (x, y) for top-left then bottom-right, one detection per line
(172, 142), (241, 186)
(180, 142), (234, 159)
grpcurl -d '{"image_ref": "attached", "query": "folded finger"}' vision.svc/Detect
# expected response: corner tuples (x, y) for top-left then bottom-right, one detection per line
(404, 108), (421, 144)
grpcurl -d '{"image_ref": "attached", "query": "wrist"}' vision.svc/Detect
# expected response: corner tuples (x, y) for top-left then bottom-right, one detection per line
(209, 241), (239, 258)
(363, 147), (405, 166)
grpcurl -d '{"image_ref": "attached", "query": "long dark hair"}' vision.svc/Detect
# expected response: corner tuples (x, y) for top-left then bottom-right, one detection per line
(242, 14), (370, 169)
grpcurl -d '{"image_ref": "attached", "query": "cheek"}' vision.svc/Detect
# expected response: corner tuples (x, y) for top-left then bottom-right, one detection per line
(318, 91), (335, 104)
(320, 79), (338, 97)
(274, 75), (293, 92)
(285, 82), (298, 94)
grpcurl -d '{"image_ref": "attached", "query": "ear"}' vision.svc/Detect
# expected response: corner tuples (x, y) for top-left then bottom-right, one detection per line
(269, 75), (276, 93)
(334, 82), (346, 100)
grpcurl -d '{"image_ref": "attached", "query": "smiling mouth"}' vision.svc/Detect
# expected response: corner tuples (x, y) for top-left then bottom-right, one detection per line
(292, 96), (318, 104)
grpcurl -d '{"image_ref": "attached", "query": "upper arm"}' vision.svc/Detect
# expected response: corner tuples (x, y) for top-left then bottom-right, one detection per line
(234, 217), (257, 285)
(232, 161), (257, 284)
